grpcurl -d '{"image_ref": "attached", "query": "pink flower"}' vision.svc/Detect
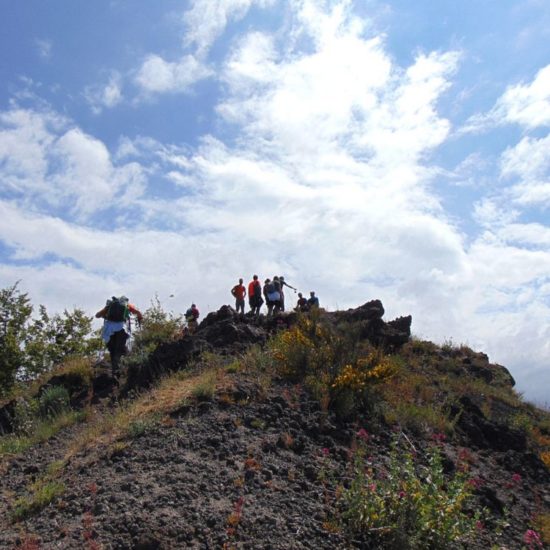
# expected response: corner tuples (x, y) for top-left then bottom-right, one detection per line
(523, 529), (543, 549)
(476, 520), (484, 531)
(467, 477), (483, 489)
(431, 432), (446, 443)
(369, 483), (377, 492)
(356, 428), (369, 441)
(512, 473), (522, 484)
(321, 447), (330, 456)
(398, 491), (406, 499)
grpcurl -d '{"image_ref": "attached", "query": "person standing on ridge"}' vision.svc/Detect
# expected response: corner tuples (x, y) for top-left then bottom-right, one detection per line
(279, 276), (297, 312)
(263, 278), (275, 316)
(307, 291), (320, 309)
(248, 275), (263, 316)
(96, 296), (143, 377)
(231, 278), (247, 315)
(185, 303), (200, 334)
(272, 276), (282, 314)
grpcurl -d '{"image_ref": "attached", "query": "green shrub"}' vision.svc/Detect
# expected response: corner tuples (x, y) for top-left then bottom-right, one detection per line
(126, 418), (155, 438)
(191, 377), (216, 400)
(38, 386), (70, 419)
(338, 435), (483, 548)
(129, 296), (184, 361)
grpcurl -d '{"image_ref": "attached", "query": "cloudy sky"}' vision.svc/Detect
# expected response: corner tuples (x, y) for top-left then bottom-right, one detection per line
(1, 0), (549, 402)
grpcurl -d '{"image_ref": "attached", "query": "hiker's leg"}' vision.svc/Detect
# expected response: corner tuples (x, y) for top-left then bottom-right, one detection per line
(111, 330), (128, 376)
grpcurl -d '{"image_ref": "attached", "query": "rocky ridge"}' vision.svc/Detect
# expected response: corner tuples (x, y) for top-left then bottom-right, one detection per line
(0, 300), (548, 549)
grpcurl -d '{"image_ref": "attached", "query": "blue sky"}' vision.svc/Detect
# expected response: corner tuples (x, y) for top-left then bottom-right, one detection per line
(1, 0), (549, 403)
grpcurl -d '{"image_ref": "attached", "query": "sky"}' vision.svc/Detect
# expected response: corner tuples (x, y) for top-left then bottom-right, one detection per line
(0, 0), (549, 403)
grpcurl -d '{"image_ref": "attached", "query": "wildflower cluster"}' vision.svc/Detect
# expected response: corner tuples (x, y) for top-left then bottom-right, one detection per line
(271, 317), (335, 380)
(332, 351), (396, 391)
(337, 433), (482, 549)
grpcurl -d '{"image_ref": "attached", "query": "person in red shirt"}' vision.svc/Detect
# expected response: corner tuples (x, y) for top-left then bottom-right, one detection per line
(248, 274), (263, 316)
(231, 278), (247, 314)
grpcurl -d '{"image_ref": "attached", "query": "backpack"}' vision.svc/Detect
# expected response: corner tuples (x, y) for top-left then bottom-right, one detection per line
(106, 296), (128, 322)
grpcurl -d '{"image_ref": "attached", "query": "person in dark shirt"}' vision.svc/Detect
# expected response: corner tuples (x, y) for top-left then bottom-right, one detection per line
(307, 291), (319, 309)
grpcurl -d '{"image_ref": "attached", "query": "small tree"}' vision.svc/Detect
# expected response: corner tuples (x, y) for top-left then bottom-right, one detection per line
(24, 306), (102, 379)
(0, 283), (33, 395)
(0, 282), (101, 395)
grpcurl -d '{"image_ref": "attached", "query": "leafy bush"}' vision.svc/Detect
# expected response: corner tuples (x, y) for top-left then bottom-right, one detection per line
(123, 295), (184, 368)
(338, 434), (483, 548)
(38, 386), (70, 419)
(271, 316), (396, 417)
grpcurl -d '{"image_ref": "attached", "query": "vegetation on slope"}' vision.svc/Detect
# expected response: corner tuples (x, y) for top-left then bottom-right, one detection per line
(0, 288), (549, 548)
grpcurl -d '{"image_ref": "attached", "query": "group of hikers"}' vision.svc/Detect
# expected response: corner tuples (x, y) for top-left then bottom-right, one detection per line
(96, 277), (320, 375)
(230, 275), (319, 317)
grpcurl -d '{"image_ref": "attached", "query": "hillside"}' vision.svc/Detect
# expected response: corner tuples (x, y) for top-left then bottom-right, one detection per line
(0, 301), (549, 549)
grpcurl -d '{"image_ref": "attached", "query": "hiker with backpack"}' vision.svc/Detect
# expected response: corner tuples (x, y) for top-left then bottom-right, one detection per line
(185, 304), (200, 334)
(279, 276), (296, 312)
(248, 275), (263, 316)
(263, 276), (282, 316)
(231, 278), (247, 315)
(95, 296), (143, 376)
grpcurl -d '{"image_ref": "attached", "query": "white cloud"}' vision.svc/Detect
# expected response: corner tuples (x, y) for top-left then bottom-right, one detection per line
(84, 72), (123, 114)
(464, 63), (550, 132)
(132, 0), (273, 96)
(497, 222), (550, 248)
(500, 133), (550, 207)
(134, 54), (212, 93)
(0, 107), (146, 219)
(493, 64), (550, 128)
(183, 0), (274, 56)
(36, 39), (52, 59)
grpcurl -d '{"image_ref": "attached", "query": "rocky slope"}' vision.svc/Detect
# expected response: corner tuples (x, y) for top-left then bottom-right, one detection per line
(0, 301), (548, 549)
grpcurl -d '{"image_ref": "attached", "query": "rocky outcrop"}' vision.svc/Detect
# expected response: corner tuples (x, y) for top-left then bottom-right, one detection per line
(124, 300), (411, 394)
(452, 396), (528, 452)
(334, 299), (412, 349)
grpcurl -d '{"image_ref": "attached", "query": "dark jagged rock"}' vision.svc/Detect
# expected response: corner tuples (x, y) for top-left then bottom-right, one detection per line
(91, 372), (119, 403)
(199, 304), (236, 328)
(0, 399), (16, 435)
(333, 300), (411, 349)
(453, 396), (527, 452)
(461, 354), (516, 387)
(124, 336), (210, 393)
(380, 315), (412, 348)
(340, 299), (385, 322)
(197, 318), (267, 350)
